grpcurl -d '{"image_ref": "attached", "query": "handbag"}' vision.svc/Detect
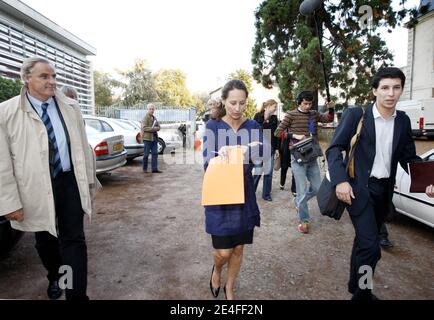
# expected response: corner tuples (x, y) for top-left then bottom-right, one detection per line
(290, 113), (323, 164)
(274, 154), (281, 171)
(317, 108), (365, 220)
(291, 137), (323, 164)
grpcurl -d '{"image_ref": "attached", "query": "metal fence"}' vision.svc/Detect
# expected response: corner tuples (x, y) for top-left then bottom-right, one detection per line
(95, 105), (196, 124)
(94, 104), (198, 149)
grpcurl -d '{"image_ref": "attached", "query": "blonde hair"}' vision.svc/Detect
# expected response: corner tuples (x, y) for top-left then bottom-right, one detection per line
(260, 99), (278, 112)
(61, 85), (78, 100)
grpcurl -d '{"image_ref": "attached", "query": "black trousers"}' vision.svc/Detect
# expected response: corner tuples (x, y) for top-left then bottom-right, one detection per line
(34, 171), (88, 300)
(348, 177), (389, 298)
(280, 167), (297, 193)
(379, 222), (389, 239)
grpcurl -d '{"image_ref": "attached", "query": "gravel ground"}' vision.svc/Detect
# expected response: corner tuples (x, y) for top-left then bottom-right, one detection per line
(0, 139), (433, 300)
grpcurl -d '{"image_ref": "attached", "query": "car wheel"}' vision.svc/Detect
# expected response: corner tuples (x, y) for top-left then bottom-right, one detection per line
(158, 138), (166, 155)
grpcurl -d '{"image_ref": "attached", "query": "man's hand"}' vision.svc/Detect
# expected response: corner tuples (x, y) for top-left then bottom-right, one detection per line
(426, 185), (434, 198)
(5, 209), (24, 222)
(292, 134), (306, 141)
(336, 182), (355, 205)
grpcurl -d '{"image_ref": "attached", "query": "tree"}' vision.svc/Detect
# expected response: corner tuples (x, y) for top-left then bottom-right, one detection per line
(228, 69), (258, 119)
(93, 70), (119, 107)
(0, 77), (22, 103)
(117, 59), (158, 106)
(153, 69), (193, 107)
(252, 0), (417, 110)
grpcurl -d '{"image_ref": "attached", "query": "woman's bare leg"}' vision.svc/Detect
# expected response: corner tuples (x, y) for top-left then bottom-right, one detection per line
(225, 245), (244, 300)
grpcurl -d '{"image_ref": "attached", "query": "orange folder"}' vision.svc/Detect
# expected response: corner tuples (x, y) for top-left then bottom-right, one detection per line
(201, 147), (245, 206)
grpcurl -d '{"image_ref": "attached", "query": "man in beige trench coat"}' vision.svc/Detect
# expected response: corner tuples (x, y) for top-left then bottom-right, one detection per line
(0, 56), (99, 300)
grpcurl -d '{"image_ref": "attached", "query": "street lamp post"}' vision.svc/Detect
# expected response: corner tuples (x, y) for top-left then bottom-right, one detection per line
(300, 0), (331, 103)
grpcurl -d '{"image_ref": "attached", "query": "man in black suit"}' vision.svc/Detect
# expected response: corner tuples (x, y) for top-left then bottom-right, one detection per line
(326, 67), (422, 300)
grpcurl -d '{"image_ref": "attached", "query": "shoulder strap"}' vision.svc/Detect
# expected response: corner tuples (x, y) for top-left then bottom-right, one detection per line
(308, 112), (315, 136)
(346, 107), (365, 178)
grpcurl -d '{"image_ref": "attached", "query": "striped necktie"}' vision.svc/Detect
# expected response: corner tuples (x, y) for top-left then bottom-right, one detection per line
(41, 102), (63, 178)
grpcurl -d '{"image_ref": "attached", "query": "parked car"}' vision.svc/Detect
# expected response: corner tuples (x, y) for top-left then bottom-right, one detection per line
(396, 98), (434, 138)
(119, 119), (183, 154)
(0, 217), (23, 258)
(83, 116), (144, 160)
(85, 126), (128, 174)
(392, 148), (434, 228)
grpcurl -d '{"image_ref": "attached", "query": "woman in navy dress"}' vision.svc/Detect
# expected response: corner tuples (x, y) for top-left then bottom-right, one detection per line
(203, 80), (269, 300)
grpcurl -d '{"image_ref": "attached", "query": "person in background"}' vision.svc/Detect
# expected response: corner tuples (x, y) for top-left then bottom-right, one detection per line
(203, 80), (268, 300)
(141, 103), (162, 174)
(275, 91), (335, 234)
(61, 86), (79, 101)
(278, 129), (297, 196)
(253, 99), (279, 201)
(0, 56), (98, 300)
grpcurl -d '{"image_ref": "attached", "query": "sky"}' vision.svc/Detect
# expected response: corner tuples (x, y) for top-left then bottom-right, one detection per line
(20, 0), (421, 96)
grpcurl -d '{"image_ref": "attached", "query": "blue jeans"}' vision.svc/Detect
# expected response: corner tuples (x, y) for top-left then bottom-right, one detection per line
(143, 140), (158, 172)
(253, 151), (275, 199)
(291, 155), (321, 222)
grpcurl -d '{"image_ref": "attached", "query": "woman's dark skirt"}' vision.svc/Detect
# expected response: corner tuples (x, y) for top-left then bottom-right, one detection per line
(211, 229), (254, 249)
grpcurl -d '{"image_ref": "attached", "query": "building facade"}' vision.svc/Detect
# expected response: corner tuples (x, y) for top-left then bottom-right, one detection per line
(402, 0), (434, 101)
(0, 0), (96, 114)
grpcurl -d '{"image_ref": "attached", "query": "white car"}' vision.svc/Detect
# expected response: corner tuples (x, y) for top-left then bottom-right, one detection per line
(120, 119), (183, 154)
(83, 116), (144, 160)
(392, 149), (434, 228)
(85, 126), (127, 174)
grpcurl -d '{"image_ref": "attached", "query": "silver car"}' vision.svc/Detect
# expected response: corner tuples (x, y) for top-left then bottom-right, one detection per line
(120, 119), (183, 154)
(86, 126), (127, 174)
(84, 116), (144, 160)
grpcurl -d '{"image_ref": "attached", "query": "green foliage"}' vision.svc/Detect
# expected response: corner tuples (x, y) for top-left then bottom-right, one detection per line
(252, 0), (418, 110)
(0, 77), (22, 103)
(93, 70), (120, 107)
(228, 69), (258, 119)
(153, 69), (193, 107)
(117, 59), (158, 106)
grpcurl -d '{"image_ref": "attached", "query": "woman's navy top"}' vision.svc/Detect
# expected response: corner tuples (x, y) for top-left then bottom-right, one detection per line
(202, 119), (270, 236)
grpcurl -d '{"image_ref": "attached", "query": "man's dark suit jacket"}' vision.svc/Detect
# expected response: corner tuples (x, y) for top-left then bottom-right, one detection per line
(326, 104), (420, 216)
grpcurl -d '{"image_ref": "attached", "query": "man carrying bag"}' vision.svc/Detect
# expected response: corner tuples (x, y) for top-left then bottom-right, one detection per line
(275, 90), (335, 234)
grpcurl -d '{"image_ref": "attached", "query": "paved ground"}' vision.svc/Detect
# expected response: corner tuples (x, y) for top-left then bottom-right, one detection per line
(0, 140), (433, 300)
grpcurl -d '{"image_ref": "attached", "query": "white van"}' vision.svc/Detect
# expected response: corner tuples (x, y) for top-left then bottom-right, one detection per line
(396, 98), (434, 138)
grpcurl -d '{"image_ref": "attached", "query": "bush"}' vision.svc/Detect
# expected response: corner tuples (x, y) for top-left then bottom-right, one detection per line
(0, 77), (22, 103)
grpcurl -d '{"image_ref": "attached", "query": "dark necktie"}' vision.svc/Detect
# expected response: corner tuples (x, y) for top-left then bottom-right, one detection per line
(41, 102), (63, 178)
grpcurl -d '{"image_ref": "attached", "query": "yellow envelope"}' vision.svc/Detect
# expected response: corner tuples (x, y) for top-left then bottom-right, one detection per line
(201, 147), (245, 206)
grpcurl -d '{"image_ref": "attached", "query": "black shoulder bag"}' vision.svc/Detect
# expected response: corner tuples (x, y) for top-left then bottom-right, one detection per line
(317, 108), (365, 220)
(290, 113), (323, 164)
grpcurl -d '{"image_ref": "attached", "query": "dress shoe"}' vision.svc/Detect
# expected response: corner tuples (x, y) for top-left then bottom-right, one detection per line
(47, 279), (63, 300)
(263, 196), (272, 202)
(152, 170), (163, 173)
(209, 265), (220, 298)
(380, 238), (394, 248)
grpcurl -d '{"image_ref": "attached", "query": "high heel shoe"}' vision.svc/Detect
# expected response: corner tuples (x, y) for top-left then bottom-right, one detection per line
(209, 265), (220, 298)
(223, 286), (227, 300)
